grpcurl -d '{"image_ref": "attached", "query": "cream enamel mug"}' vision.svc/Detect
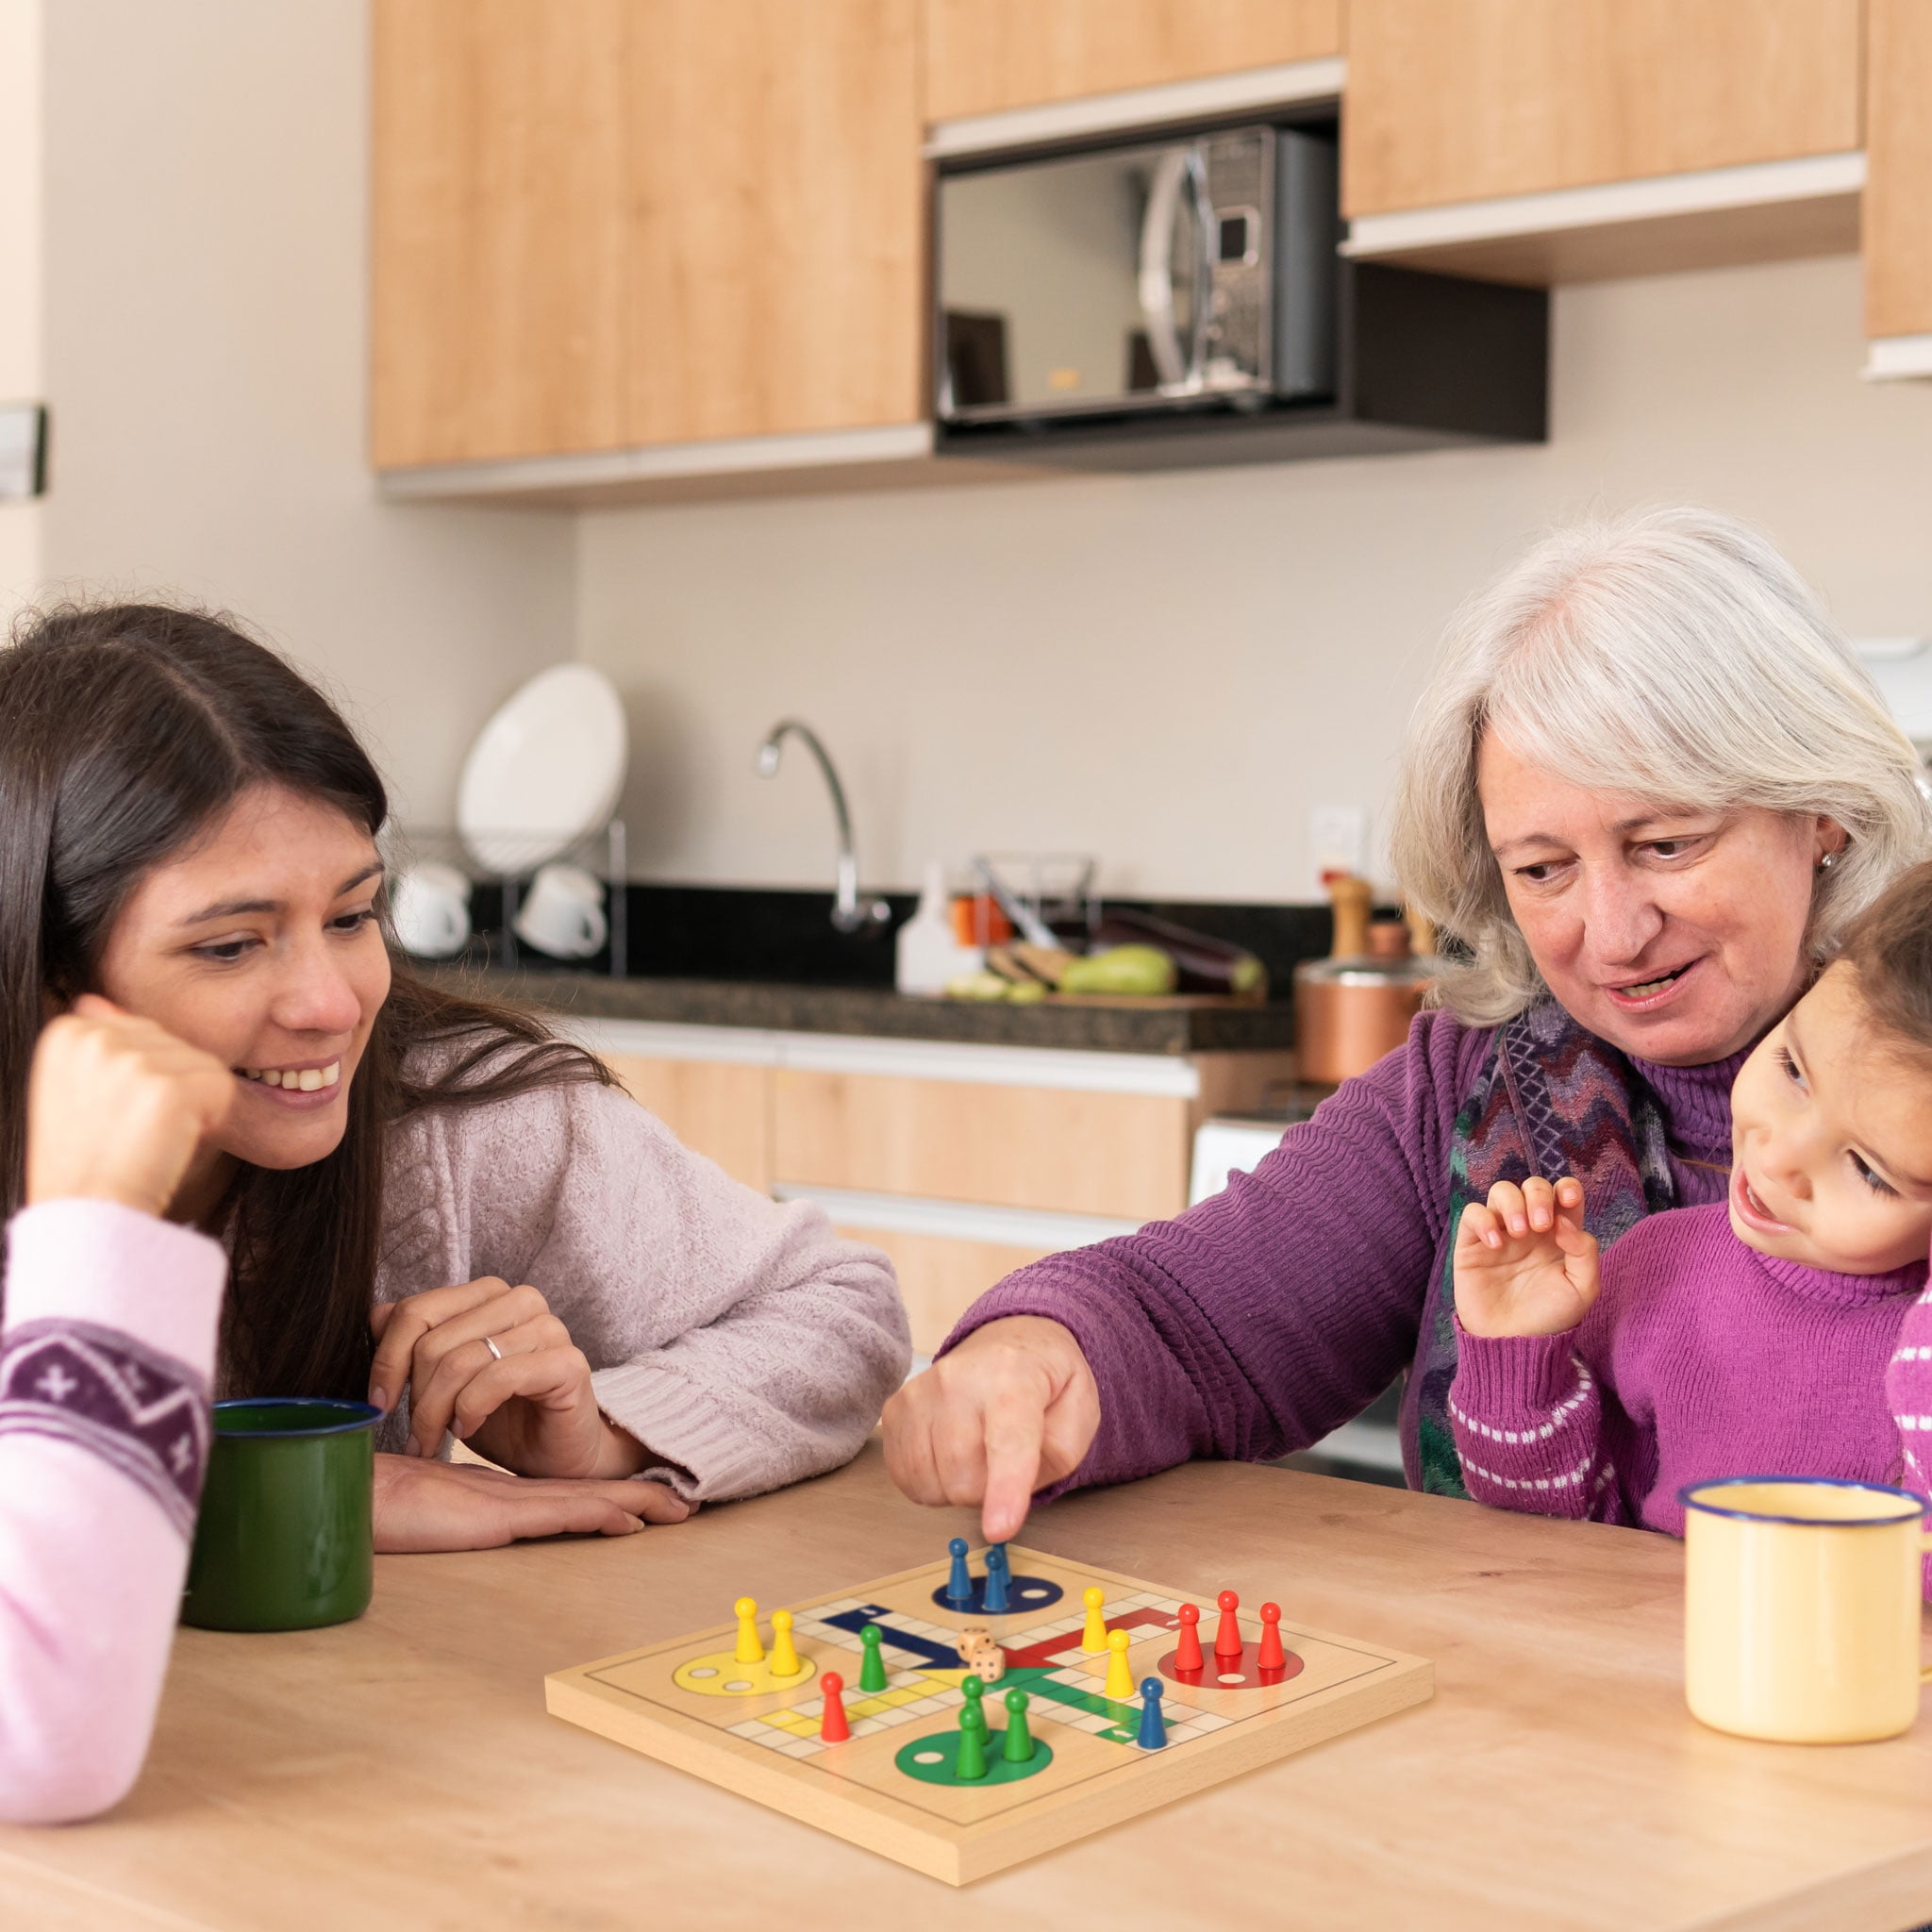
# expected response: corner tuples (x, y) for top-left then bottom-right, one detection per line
(1681, 1476), (1932, 1743)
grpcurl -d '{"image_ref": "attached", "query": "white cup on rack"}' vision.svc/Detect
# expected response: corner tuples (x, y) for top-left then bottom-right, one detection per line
(513, 861), (608, 960)
(391, 860), (473, 959)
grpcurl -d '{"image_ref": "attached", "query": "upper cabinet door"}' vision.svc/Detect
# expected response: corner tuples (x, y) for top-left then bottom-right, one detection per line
(372, 0), (631, 469)
(372, 0), (920, 470)
(1343, 0), (1863, 217)
(924, 0), (1341, 122)
(1865, 0), (1932, 341)
(625, 0), (922, 444)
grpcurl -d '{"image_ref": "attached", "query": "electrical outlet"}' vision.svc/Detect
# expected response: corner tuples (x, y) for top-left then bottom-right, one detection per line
(1308, 805), (1368, 896)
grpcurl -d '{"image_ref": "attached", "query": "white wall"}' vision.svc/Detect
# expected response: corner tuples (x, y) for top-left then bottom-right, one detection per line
(0, 0), (42, 618)
(577, 252), (1932, 902)
(37, 0), (576, 823)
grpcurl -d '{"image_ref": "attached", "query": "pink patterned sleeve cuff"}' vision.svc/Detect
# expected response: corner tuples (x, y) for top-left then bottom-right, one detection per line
(1448, 1321), (1607, 1520)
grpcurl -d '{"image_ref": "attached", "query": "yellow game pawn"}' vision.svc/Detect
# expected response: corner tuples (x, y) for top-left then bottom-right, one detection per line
(1081, 1585), (1108, 1654)
(769, 1608), (803, 1678)
(734, 1596), (764, 1665)
(1105, 1627), (1136, 1700)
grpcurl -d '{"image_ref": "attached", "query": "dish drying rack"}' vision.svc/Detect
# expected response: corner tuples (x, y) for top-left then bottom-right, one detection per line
(970, 853), (1098, 948)
(387, 820), (629, 976)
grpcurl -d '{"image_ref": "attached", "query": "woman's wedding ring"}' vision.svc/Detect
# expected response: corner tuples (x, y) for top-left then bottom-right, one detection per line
(482, 1335), (504, 1361)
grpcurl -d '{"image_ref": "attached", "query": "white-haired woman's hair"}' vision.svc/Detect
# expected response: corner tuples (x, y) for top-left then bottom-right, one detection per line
(1390, 507), (1932, 1026)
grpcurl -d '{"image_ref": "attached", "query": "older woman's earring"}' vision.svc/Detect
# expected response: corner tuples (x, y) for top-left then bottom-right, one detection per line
(1817, 849), (1840, 873)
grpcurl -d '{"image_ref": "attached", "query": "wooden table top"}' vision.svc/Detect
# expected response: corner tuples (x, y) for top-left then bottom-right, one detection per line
(6, 1443), (1932, 1931)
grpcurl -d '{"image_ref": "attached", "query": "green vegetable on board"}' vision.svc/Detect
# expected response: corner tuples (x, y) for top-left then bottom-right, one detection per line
(1059, 943), (1178, 997)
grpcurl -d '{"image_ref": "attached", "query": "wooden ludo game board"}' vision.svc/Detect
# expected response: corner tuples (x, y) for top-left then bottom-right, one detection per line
(544, 1541), (1433, 1885)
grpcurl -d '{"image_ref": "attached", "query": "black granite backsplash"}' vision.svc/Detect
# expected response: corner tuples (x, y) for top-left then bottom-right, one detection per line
(458, 883), (1341, 996)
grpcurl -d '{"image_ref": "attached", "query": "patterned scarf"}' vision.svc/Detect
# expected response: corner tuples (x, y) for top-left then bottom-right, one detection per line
(1407, 999), (1680, 1496)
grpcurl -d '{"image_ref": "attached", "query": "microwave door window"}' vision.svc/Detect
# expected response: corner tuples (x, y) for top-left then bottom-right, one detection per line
(939, 143), (1199, 421)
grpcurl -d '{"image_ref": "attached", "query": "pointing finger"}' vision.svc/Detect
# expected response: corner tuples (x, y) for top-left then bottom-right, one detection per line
(979, 1384), (1049, 1543)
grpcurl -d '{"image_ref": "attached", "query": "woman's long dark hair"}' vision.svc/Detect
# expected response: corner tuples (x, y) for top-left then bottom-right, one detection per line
(0, 602), (612, 1399)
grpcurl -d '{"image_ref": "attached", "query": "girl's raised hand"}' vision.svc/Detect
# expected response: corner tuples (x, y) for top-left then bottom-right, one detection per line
(1454, 1175), (1601, 1339)
(26, 994), (236, 1217)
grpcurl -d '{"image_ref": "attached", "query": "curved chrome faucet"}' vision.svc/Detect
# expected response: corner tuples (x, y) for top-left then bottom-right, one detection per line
(756, 719), (892, 934)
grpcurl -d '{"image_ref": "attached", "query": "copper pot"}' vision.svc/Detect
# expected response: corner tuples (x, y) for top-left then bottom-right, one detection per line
(1294, 891), (1433, 1084)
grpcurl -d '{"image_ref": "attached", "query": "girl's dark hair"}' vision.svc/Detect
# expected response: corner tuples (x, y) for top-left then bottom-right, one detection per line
(1840, 857), (1932, 1061)
(0, 601), (612, 1399)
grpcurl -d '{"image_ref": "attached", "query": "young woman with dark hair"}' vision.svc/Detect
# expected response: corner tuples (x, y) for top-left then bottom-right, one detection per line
(0, 602), (910, 1553)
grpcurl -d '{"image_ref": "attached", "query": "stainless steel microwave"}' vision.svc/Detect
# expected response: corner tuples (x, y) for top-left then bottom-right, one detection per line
(935, 123), (1340, 426)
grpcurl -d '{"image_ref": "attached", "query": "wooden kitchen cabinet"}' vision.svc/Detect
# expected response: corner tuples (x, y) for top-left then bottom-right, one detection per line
(1865, 0), (1932, 342)
(922, 0), (1341, 123)
(1343, 0), (1863, 217)
(774, 1069), (1193, 1222)
(372, 0), (631, 468)
(602, 1053), (773, 1192)
(372, 0), (922, 470)
(625, 1), (922, 445)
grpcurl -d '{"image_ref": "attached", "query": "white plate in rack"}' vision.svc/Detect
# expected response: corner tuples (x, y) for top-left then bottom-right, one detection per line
(457, 664), (628, 874)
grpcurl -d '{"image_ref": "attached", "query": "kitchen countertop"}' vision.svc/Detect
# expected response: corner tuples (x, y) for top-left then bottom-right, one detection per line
(424, 969), (1299, 1055)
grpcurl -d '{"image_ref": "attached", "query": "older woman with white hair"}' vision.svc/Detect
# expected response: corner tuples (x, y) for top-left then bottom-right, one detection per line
(883, 507), (1932, 1535)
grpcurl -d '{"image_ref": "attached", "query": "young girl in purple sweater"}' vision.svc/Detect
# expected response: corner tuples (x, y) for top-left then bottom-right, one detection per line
(1449, 859), (1932, 1559)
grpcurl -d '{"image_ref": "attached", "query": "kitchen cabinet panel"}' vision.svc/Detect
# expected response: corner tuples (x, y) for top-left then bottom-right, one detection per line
(1343, 0), (1862, 218)
(1866, 0), (1932, 341)
(923, 0), (1341, 123)
(602, 1054), (773, 1192)
(774, 1070), (1191, 1222)
(372, 0), (630, 467)
(832, 1226), (1050, 1357)
(625, 0), (923, 444)
(374, 0), (921, 472)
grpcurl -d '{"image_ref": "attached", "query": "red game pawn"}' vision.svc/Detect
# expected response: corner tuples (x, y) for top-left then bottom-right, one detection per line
(1213, 1590), (1243, 1660)
(819, 1671), (850, 1743)
(1257, 1602), (1287, 1674)
(1174, 1603), (1205, 1675)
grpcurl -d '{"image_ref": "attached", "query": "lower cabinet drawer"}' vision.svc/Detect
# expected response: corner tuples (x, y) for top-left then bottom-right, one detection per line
(774, 1069), (1191, 1221)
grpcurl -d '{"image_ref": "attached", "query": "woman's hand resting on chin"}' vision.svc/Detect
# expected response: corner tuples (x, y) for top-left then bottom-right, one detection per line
(368, 1276), (649, 1478)
(373, 1454), (691, 1553)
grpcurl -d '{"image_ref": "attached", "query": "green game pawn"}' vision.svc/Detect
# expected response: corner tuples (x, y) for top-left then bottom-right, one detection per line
(956, 1702), (990, 1781)
(858, 1624), (889, 1694)
(960, 1673), (985, 1719)
(1002, 1688), (1035, 1763)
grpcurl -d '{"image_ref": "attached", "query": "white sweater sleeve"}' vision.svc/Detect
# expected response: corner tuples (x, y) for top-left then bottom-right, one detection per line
(0, 1201), (225, 1824)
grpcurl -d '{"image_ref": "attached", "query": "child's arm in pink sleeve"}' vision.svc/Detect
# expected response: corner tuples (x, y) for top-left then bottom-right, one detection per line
(0, 1201), (225, 1824)
(1886, 1285), (1932, 1601)
(1448, 1321), (1622, 1522)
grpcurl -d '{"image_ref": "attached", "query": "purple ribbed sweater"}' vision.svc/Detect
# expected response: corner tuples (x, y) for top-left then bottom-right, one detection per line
(1450, 1207), (1926, 1536)
(945, 1009), (1742, 1494)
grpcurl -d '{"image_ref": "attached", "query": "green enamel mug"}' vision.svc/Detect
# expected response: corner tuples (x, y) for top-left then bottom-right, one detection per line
(181, 1398), (380, 1631)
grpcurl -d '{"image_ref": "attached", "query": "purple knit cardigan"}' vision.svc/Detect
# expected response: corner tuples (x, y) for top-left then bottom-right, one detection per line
(942, 1009), (1740, 1496)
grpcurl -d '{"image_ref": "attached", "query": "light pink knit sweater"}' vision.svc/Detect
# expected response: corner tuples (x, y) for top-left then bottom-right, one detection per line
(373, 1070), (910, 1499)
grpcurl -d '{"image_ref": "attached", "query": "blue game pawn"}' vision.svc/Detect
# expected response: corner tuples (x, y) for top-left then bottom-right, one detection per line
(943, 1536), (974, 1607)
(981, 1542), (1010, 1614)
(1136, 1677), (1168, 1751)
